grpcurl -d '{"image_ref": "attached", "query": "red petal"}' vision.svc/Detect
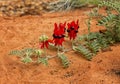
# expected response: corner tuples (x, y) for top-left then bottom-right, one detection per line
(45, 41), (49, 48)
(76, 19), (79, 25)
(64, 22), (66, 26)
(54, 23), (58, 33)
(40, 42), (44, 49)
(71, 21), (75, 27)
(67, 23), (71, 29)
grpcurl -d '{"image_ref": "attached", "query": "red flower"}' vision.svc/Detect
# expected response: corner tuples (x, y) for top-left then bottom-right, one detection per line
(53, 22), (66, 46)
(40, 39), (53, 49)
(67, 20), (79, 40)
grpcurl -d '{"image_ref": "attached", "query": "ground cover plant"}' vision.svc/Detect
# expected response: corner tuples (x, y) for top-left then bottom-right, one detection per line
(9, 0), (120, 68)
(73, 0), (120, 60)
(9, 20), (79, 68)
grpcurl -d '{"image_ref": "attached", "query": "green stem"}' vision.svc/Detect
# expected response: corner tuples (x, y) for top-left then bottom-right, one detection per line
(71, 40), (74, 49)
(44, 48), (47, 56)
(57, 46), (60, 54)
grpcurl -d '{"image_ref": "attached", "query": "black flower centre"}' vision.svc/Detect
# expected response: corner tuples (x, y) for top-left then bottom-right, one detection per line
(53, 34), (65, 39)
(70, 27), (74, 30)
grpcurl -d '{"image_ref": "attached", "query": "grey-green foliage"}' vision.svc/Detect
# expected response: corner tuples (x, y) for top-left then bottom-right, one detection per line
(98, 0), (120, 42)
(114, 18), (120, 41)
(9, 50), (23, 57)
(37, 57), (48, 66)
(100, 15), (120, 42)
(93, 33), (109, 48)
(21, 56), (33, 63)
(99, 0), (120, 13)
(88, 0), (120, 42)
(73, 32), (109, 60)
(9, 48), (44, 64)
(87, 40), (100, 54)
(58, 53), (70, 68)
(9, 48), (35, 57)
(86, 18), (91, 34)
(98, 14), (117, 26)
(77, 0), (120, 60)
(73, 45), (93, 60)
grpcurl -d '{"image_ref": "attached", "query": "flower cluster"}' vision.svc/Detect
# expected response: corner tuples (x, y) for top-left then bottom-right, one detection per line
(53, 22), (66, 46)
(67, 20), (79, 40)
(39, 20), (79, 49)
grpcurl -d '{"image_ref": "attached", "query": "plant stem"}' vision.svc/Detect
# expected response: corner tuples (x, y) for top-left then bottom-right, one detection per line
(46, 48), (72, 60)
(57, 46), (61, 54)
(44, 48), (47, 56)
(71, 40), (74, 49)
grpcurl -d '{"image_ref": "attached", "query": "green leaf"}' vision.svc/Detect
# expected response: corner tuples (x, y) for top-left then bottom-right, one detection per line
(87, 40), (100, 54)
(99, 0), (120, 13)
(21, 56), (33, 64)
(37, 57), (48, 66)
(9, 50), (23, 57)
(35, 49), (43, 57)
(98, 14), (116, 26)
(58, 53), (70, 68)
(39, 35), (48, 42)
(73, 45), (93, 60)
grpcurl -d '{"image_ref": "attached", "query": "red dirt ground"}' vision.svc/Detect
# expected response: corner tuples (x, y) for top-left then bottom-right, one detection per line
(0, 8), (120, 84)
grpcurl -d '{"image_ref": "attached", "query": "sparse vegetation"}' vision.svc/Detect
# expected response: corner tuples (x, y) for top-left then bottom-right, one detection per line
(9, 0), (120, 67)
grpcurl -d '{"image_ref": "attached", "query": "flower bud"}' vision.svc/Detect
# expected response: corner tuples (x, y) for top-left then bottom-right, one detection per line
(39, 35), (48, 42)
(35, 49), (43, 56)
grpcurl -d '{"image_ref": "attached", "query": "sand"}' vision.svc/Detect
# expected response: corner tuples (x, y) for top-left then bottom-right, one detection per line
(0, 7), (120, 84)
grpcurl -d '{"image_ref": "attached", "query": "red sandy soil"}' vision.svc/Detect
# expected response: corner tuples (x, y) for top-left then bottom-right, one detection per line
(0, 8), (120, 84)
